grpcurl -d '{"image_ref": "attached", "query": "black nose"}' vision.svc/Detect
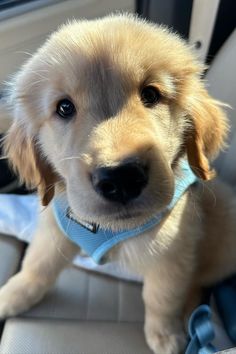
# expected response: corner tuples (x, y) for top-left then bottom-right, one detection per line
(91, 161), (148, 204)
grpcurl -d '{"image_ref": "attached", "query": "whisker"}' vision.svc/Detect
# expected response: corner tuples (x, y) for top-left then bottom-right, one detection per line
(0, 135), (7, 144)
(26, 71), (49, 80)
(26, 78), (50, 89)
(44, 183), (56, 194)
(15, 50), (34, 57)
(198, 179), (217, 207)
(58, 155), (84, 163)
(49, 228), (74, 263)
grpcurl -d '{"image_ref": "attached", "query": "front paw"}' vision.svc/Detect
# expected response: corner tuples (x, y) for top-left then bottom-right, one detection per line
(0, 272), (50, 319)
(144, 319), (187, 354)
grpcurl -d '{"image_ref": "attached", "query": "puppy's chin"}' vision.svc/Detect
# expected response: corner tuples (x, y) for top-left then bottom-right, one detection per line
(66, 180), (174, 232)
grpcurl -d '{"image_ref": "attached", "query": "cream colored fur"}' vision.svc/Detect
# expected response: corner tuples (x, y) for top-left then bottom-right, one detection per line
(0, 14), (235, 354)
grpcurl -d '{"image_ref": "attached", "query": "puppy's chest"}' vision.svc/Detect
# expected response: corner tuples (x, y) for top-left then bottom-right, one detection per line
(108, 193), (199, 274)
(109, 218), (176, 273)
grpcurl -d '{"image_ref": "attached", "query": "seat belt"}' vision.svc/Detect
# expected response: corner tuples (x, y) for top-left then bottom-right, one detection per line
(188, 0), (220, 62)
(185, 305), (217, 354)
(185, 275), (236, 353)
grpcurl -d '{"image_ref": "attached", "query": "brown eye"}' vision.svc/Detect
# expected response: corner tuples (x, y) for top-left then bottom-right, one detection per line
(56, 99), (76, 119)
(141, 86), (161, 107)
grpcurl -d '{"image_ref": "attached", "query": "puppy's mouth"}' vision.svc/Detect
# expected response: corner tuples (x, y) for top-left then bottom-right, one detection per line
(66, 207), (99, 233)
(67, 203), (143, 235)
(112, 209), (143, 220)
(115, 211), (141, 219)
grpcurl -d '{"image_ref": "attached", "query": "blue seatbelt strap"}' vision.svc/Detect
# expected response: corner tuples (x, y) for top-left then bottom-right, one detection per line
(185, 305), (217, 354)
(185, 275), (236, 353)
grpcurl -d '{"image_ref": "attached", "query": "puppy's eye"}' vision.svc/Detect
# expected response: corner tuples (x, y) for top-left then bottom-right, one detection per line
(56, 99), (76, 119)
(141, 86), (161, 107)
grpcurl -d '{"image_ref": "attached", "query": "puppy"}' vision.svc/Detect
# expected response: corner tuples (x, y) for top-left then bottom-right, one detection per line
(1, 14), (236, 354)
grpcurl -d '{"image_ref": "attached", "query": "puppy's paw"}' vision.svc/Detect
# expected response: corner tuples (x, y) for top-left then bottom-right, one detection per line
(0, 272), (50, 319)
(146, 330), (186, 354)
(144, 318), (187, 354)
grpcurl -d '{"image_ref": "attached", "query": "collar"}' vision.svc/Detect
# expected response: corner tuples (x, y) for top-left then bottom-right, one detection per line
(53, 160), (197, 264)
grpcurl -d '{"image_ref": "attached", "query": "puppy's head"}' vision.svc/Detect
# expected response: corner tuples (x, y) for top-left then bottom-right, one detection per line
(4, 14), (228, 229)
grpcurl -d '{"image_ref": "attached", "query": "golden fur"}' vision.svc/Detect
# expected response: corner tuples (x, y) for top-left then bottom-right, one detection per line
(0, 14), (235, 354)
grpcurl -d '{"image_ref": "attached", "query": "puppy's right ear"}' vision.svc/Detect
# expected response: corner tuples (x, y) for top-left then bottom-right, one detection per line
(4, 121), (56, 206)
(185, 88), (228, 180)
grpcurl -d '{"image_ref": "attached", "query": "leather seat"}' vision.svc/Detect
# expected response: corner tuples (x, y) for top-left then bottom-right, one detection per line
(209, 30), (236, 183)
(0, 29), (236, 354)
(1, 319), (151, 354)
(0, 234), (25, 288)
(0, 234), (151, 353)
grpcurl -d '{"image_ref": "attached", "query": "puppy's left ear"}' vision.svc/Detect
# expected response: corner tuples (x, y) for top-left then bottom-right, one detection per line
(186, 87), (228, 180)
(4, 120), (57, 206)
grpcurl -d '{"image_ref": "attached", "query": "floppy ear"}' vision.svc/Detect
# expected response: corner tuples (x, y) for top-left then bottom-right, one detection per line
(186, 88), (228, 180)
(4, 121), (56, 206)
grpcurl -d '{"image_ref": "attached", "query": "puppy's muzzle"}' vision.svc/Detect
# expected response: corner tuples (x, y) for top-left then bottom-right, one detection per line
(91, 159), (148, 204)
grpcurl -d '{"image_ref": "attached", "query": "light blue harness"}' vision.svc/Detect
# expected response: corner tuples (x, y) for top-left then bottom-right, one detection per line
(53, 159), (197, 264)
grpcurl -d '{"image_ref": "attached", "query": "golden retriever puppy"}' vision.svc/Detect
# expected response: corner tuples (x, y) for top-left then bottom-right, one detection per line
(1, 14), (236, 354)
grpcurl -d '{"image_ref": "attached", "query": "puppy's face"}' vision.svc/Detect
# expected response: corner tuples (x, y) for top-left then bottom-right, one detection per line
(4, 15), (228, 229)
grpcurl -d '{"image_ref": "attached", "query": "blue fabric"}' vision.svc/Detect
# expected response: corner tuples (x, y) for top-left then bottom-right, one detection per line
(185, 276), (236, 353)
(53, 160), (197, 264)
(185, 305), (217, 354)
(214, 277), (236, 343)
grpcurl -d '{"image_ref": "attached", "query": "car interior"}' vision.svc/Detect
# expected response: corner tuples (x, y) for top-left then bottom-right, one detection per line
(0, 1), (236, 353)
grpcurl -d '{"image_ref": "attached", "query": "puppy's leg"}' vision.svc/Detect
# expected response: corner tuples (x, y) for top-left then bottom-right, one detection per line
(0, 205), (78, 319)
(143, 258), (193, 354)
